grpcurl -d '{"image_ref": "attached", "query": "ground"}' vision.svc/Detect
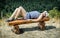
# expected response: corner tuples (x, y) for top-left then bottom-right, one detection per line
(0, 18), (60, 38)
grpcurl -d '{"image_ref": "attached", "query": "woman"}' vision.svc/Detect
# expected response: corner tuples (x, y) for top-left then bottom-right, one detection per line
(6, 6), (49, 22)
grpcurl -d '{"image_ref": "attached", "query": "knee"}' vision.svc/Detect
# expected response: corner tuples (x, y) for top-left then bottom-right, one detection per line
(17, 6), (24, 11)
(19, 6), (23, 9)
(15, 8), (19, 10)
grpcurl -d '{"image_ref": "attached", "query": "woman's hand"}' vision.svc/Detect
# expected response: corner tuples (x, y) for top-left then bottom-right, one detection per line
(42, 16), (50, 21)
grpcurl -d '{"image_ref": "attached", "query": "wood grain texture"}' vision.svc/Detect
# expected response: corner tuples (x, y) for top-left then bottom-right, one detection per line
(8, 17), (50, 26)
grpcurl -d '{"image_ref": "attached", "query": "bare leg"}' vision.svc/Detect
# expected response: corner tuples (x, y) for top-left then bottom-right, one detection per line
(7, 6), (26, 21)
(9, 8), (19, 20)
(15, 6), (27, 19)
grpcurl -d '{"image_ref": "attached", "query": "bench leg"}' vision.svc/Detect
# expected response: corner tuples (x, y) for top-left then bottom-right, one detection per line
(38, 21), (45, 30)
(12, 25), (20, 34)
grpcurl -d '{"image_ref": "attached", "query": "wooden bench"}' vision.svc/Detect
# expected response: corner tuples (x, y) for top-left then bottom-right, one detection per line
(8, 17), (50, 34)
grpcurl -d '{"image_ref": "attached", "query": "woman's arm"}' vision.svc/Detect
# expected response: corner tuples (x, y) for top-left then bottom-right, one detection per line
(26, 14), (50, 22)
(42, 16), (50, 21)
(26, 16), (50, 23)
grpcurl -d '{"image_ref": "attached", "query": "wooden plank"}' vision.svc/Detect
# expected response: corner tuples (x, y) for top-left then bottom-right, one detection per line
(8, 17), (50, 26)
(8, 20), (38, 25)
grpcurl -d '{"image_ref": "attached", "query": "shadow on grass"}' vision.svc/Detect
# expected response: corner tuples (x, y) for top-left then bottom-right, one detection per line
(20, 25), (56, 32)
(45, 26), (56, 30)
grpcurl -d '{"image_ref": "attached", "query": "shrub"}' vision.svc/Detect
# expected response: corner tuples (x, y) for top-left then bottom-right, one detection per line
(49, 7), (60, 19)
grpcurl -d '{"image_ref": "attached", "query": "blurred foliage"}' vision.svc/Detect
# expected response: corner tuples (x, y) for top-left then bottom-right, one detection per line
(0, 0), (60, 18)
(5, 12), (12, 18)
(49, 7), (60, 18)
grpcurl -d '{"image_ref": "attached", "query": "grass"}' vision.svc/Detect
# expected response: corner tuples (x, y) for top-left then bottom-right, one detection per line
(49, 7), (60, 19)
(0, 18), (60, 38)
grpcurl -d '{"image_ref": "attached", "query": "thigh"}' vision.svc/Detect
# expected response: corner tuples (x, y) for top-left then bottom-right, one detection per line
(19, 6), (27, 16)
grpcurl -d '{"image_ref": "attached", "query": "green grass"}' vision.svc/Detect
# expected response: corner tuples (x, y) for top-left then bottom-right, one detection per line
(49, 7), (60, 19)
